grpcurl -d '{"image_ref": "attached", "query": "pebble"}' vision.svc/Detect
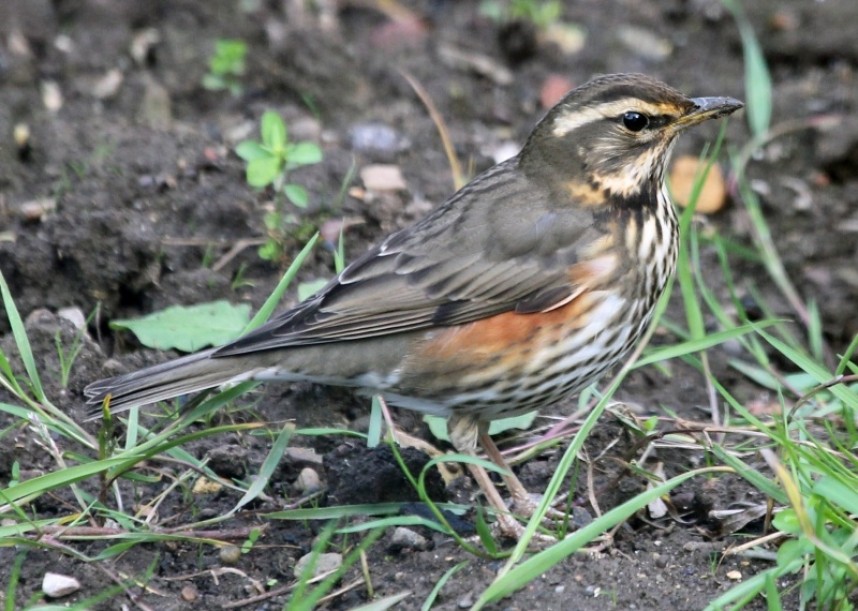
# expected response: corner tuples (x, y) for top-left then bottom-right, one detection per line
(19, 197), (56, 222)
(726, 569), (743, 581)
(138, 76), (172, 129)
(130, 28), (160, 66)
(91, 68), (123, 99)
(180, 584), (199, 602)
(543, 22), (587, 55)
(349, 123), (408, 156)
(584, 584), (601, 597)
(219, 545), (242, 565)
(360, 164), (407, 191)
(41, 80), (63, 112)
(388, 526), (429, 552)
(457, 593), (474, 608)
(617, 26), (673, 61)
(285, 446), (324, 467)
(58, 307), (86, 330)
(295, 467), (322, 494)
(294, 552), (342, 579)
(669, 156), (728, 213)
(42, 572), (80, 598)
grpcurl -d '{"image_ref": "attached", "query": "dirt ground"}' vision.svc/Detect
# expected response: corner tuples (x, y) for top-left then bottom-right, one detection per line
(1, 0), (857, 609)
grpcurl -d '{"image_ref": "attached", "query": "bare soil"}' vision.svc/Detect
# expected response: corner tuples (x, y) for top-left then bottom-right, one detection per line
(1, 0), (857, 609)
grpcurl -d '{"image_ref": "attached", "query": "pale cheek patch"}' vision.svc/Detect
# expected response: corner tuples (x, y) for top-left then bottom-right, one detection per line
(591, 142), (669, 198)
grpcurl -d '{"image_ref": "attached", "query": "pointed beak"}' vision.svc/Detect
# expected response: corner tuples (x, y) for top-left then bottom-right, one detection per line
(676, 96), (744, 128)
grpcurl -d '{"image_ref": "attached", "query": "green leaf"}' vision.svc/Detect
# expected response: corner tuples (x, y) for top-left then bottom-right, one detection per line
(235, 140), (269, 162)
(201, 74), (225, 91)
(110, 301), (251, 351)
(813, 476), (858, 516)
(246, 156), (282, 188)
(284, 183), (309, 208)
(772, 508), (801, 535)
(288, 141), (323, 166)
(261, 110), (286, 149)
(258, 241), (278, 261)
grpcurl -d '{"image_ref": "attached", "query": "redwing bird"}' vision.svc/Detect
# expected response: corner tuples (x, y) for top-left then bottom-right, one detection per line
(86, 73), (742, 538)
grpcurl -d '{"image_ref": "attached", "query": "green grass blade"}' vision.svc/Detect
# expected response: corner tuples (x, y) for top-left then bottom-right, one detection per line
(246, 232), (319, 330)
(0, 271), (45, 402)
(421, 561), (467, 611)
(634, 322), (774, 368)
(0, 457), (134, 506)
(230, 423), (292, 514)
(722, 0), (772, 137)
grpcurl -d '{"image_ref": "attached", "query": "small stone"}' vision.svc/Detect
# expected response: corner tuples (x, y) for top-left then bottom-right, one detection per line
(57, 307), (86, 330)
(726, 570), (742, 581)
(219, 545), (242, 565)
(42, 572), (80, 598)
(349, 122), (408, 157)
(138, 76), (172, 129)
(294, 552), (342, 579)
(388, 527), (429, 552)
(295, 467), (322, 494)
(180, 584), (198, 601)
(91, 68), (123, 99)
(584, 585), (601, 597)
(14, 123), (30, 158)
(130, 28), (161, 65)
(543, 22), (587, 55)
(41, 80), (63, 112)
(457, 593), (474, 608)
(19, 197), (56, 222)
(284, 446), (323, 466)
(360, 164), (407, 191)
(617, 26), (672, 61)
(669, 156), (728, 213)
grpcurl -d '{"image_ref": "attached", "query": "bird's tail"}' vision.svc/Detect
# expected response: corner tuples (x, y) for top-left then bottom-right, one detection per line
(84, 349), (251, 418)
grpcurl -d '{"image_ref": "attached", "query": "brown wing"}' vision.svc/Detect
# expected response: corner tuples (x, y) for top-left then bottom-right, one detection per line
(215, 158), (601, 356)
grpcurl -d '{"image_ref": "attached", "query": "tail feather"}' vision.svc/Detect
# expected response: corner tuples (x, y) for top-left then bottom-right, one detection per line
(84, 349), (251, 417)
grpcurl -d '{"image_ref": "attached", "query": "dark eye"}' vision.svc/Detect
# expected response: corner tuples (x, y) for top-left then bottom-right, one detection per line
(622, 111), (649, 132)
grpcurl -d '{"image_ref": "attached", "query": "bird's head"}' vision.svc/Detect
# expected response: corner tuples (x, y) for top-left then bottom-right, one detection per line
(521, 73), (743, 202)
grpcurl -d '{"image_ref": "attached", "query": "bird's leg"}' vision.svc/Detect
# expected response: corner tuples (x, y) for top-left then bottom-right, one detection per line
(477, 427), (544, 516)
(477, 427), (572, 525)
(450, 415), (571, 532)
(447, 414), (526, 539)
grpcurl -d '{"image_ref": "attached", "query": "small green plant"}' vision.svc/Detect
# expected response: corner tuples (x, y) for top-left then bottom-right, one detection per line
(479, 0), (562, 28)
(202, 39), (247, 96)
(236, 111), (323, 264)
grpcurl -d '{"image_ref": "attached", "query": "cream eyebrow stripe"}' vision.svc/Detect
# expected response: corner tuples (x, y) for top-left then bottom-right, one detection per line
(551, 98), (674, 136)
